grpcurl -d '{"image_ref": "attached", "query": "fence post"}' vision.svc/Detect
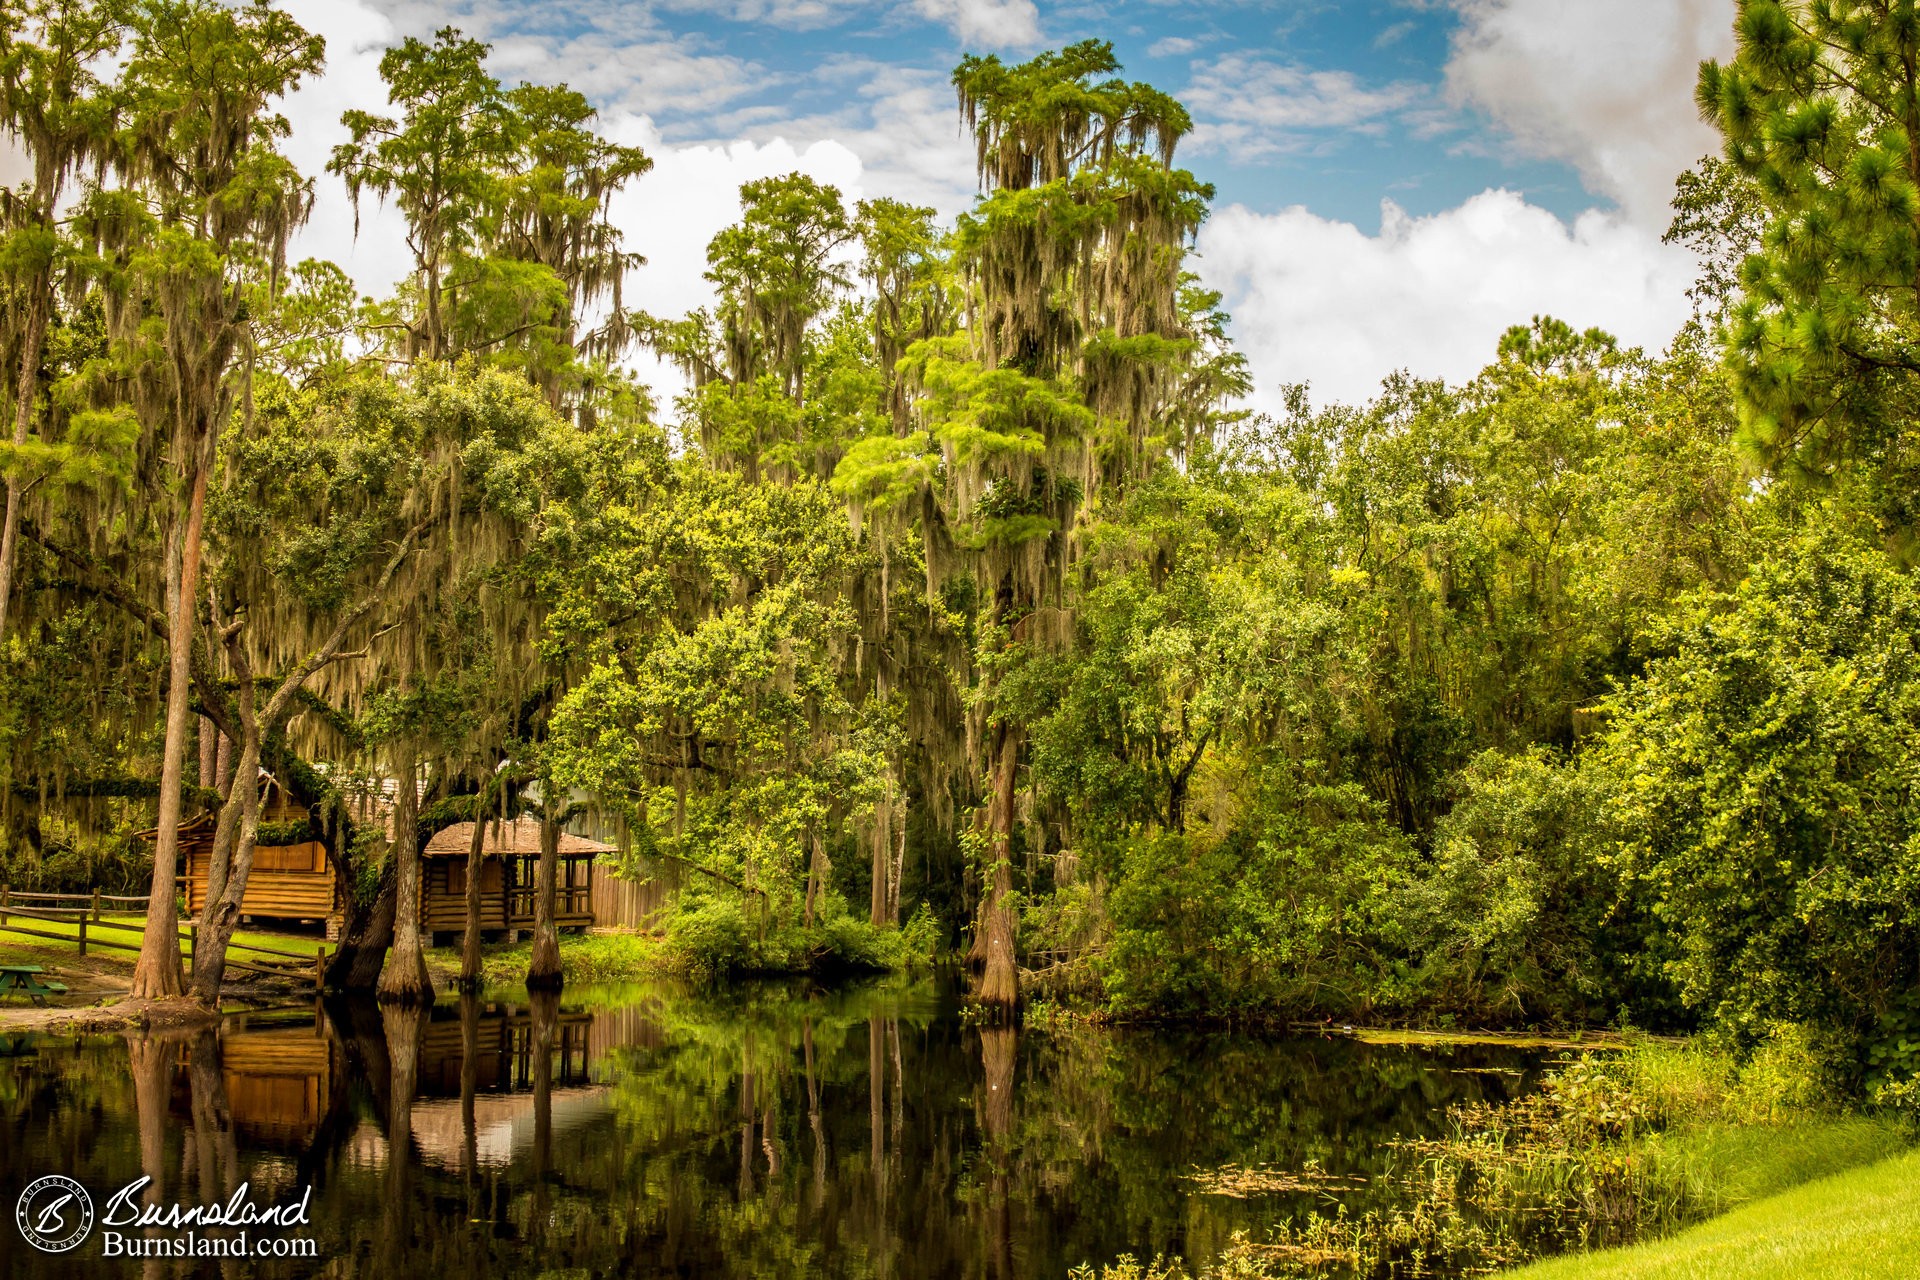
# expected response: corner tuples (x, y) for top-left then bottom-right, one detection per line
(0, 885), (8, 928)
(77, 911), (87, 958)
(312, 948), (326, 992)
(92, 888), (102, 922)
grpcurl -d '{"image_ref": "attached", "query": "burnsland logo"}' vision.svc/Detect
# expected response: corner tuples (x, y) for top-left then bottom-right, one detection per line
(15, 1175), (95, 1253)
(15, 1175), (317, 1258)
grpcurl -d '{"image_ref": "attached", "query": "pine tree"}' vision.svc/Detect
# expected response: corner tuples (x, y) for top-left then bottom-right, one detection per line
(1699, 0), (1920, 476)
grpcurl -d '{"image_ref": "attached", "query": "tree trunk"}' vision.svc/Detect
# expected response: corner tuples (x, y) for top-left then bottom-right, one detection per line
(131, 449), (211, 1000)
(870, 786), (889, 928)
(804, 828), (827, 928)
(327, 858), (396, 989)
(889, 793), (907, 924)
(215, 727), (234, 796)
(525, 806), (562, 990)
(973, 727), (1019, 1015)
(199, 717), (218, 790)
(190, 640), (262, 1004)
(188, 732), (262, 1002)
(378, 742), (432, 1003)
(458, 795), (489, 991)
(0, 273), (50, 643)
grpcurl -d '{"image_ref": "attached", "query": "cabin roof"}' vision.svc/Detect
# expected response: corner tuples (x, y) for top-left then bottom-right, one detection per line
(422, 814), (613, 859)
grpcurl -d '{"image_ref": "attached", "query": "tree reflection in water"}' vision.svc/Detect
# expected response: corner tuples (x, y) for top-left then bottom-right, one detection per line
(2, 981), (1544, 1278)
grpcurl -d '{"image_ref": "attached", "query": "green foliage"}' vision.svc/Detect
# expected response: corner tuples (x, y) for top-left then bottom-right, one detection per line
(1699, 2), (1920, 480)
(1404, 748), (1648, 1025)
(1597, 529), (1920, 1049)
(661, 889), (908, 981)
(463, 929), (669, 986)
(1100, 767), (1413, 1017)
(3, 7), (1919, 1065)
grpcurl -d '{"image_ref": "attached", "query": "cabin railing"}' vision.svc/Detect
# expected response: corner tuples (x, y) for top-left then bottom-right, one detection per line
(503, 884), (594, 923)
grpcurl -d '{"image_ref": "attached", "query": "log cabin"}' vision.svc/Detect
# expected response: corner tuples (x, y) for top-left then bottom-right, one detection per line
(152, 783), (340, 928)
(419, 815), (606, 943)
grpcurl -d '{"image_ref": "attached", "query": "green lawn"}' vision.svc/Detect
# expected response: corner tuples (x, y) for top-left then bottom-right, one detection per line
(1508, 1146), (1920, 1279)
(0, 910), (327, 968)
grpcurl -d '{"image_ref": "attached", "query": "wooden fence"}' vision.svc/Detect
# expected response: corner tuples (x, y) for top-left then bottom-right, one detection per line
(589, 862), (679, 933)
(0, 886), (328, 989)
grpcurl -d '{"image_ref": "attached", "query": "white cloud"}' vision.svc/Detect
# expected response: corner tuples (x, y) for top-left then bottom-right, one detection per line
(602, 120), (868, 323)
(1444, 0), (1734, 225)
(654, 0), (871, 30)
(911, 0), (1041, 47)
(1147, 35), (1201, 58)
(278, 0), (415, 299)
(724, 60), (977, 215)
(1184, 53), (1427, 162)
(1198, 190), (1699, 410)
(1374, 20), (1416, 49)
(350, 0), (767, 123)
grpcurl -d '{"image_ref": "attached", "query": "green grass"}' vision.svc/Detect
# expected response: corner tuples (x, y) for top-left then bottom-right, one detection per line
(1508, 1146), (1920, 1279)
(1639, 1117), (1912, 1209)
(0, 911), (328, 967)
(426, 930), (671, 986)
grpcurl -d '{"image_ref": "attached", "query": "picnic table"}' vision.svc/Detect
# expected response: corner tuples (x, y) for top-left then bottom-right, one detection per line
(0, 965), (67, 1005)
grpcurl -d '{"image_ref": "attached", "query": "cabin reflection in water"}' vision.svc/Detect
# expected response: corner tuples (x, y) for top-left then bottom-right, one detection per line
(177, 1012), (340, 1145)
(410, 1003), (602, 1173)
(199, 998), (664, 1172)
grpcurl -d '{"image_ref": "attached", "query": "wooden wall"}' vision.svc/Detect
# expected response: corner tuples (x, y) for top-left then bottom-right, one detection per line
(422, 858), (507, 935)
(181, 842), (335, 921)
(589, 862), (679, 933)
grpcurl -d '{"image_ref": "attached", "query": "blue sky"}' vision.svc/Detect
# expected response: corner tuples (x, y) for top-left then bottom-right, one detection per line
(592, 0), (1596, 226)
(281, 0), (1734, 407)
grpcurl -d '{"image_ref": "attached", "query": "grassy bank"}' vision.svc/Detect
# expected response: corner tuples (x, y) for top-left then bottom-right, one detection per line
(427, 930), (674, 986)
(1508, 1146), (1920, 1279)
(1074, 1033), (1914, 1280)
(427, 908), (941, 987)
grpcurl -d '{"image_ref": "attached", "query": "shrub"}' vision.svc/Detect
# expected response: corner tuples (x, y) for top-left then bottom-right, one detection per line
(1100, 766), (1413, 1018)
(1403, 748), (1661, 1025)
(1598, 530), (1920, 1050)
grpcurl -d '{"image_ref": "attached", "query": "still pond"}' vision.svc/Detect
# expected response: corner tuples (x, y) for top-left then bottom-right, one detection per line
(0, 980), (1553, 1277)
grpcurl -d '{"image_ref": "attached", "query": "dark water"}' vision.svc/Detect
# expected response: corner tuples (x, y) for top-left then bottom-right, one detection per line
(0, 981), (1546, 1278)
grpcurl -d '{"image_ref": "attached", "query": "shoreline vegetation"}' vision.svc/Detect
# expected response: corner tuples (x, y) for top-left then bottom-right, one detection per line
(1506, 1147), (1920, 1279)
(1077, 1035), (1917, 1279)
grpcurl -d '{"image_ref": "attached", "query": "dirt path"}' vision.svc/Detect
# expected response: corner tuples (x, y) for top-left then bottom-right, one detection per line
(0, 940), (298, 1033)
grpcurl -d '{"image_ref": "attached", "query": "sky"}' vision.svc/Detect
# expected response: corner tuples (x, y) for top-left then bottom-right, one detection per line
(266, 0), (1736, 411)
